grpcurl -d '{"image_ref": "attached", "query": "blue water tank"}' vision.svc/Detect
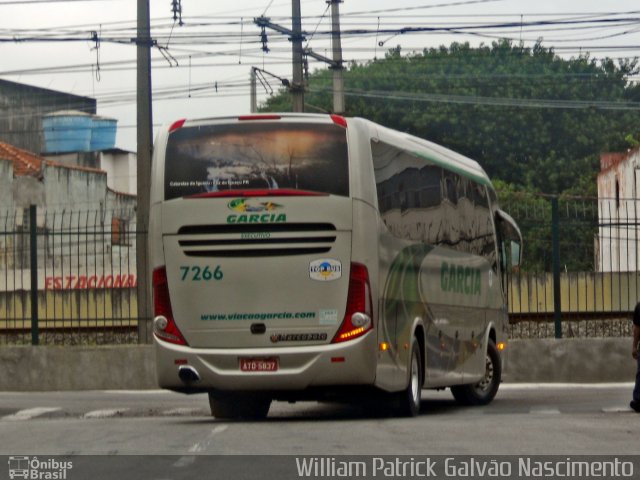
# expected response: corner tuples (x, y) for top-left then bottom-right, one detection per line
(90, 116), (117, 151)
(42, 111), (93, 153)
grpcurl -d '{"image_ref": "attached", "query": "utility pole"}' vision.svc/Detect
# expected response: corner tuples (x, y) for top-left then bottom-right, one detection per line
(255, 1), (345, 113)
(291, 0), (304, 112)
(293, 1), (345, 114)
(136, 0), (153, 342)
(329, 0), (345, 114)
(255, 0), (305, 112)
(250, 68), (257, 113)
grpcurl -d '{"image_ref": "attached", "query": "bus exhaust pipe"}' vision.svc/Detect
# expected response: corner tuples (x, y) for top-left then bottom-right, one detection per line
(178, 365), (201, 384)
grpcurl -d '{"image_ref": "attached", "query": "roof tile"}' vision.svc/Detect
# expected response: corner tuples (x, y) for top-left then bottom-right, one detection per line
(0, 142), (106, 176)
(0, 142), (42, 177)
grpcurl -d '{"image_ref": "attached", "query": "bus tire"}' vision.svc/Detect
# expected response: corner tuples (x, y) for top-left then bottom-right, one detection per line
(395, 337), (423, 417)
(208, 392), (271, 420)
(451, 339), (501, 406)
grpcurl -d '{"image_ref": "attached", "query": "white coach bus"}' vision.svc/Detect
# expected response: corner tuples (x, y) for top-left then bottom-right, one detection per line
(149, 113), (522, 419)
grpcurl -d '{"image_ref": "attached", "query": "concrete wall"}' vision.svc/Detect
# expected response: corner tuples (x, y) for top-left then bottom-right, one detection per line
(0, 160), (15, 211)
(509, 271), (640, 315)
(507, 338), (635, 382)
(0, 345), (156, 391)
(0, 339), (636, 391)
(43, 163), (106, 210)
(0, 163), (137, 291)
(100, 150), (137, 195)
(0, 289), (137, 328)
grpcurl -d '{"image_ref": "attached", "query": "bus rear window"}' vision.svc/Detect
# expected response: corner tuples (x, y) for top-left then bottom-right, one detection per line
(164, 122), (349, 200)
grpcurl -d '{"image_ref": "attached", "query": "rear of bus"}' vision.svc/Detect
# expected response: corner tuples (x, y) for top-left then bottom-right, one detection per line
(149, 114), (377, 417)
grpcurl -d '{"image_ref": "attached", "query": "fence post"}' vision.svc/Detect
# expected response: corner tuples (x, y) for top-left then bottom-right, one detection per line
(551, 196), (562, 338)
(29, 204), (39, 345)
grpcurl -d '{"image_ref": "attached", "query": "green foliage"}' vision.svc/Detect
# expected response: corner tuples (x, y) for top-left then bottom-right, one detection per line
(260, 40), (640, 272)
(495, 181), (553, 271)
(260, 39), (640, 195)
(625, 133), (640, 148)
(496, 181), (599, 272)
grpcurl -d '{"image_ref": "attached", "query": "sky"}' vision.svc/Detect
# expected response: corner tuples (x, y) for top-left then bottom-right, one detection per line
(1, 0), (640, 151)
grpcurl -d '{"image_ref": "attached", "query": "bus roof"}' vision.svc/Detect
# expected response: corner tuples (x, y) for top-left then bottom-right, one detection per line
(360, 118), (493, 188)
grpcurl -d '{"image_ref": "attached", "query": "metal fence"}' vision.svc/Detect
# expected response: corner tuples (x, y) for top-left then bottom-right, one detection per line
(1, 195), (637, 345)
(502, 193), (636, 338)
(0, 205), (144, 345)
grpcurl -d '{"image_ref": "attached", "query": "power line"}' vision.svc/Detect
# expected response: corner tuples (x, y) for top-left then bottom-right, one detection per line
(1, 2), (639, 124)
(309, 88), (640, 111)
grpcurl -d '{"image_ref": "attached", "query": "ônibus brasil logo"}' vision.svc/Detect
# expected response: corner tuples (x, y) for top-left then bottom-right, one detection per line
(226, 198), (286, 224)
(8, 456), (73, 480)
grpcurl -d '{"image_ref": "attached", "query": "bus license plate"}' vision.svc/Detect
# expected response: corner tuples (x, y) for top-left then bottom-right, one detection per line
(239, 357), (279, 372)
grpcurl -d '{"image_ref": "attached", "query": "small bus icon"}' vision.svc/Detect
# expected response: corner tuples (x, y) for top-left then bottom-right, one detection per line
(8, 456), (29, 479)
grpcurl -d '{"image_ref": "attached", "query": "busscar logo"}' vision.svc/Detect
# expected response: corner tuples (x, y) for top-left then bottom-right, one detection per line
(8, 456), (73, 480)
(270, 333), (328, 343)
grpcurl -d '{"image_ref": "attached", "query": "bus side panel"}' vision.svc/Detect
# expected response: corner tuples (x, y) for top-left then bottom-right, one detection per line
(368, 124), (505, 392)
(346, 119), (408, 393)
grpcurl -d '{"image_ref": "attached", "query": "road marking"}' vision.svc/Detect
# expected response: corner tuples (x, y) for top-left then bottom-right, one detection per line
(162, 408), (203, 416)
(530, 407), (561, 415)
(602, 406), (632, 413)
(188, 425), (228, 453)
(101, 390), (167, 395)
(83, 408), (129, 419)
(174, 426), (228, 468)
(501, 383), (634, 390)
(3, 407), (61, 421)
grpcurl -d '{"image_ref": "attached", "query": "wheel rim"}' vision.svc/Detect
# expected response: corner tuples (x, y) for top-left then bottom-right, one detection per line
(474, 353), (494, 395)
(410, 353), (420, 407)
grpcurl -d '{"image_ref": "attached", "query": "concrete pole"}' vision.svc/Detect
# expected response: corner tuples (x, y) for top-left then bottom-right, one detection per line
(291, 0), (305, 112)
(250, 68), (257, 113)
(136, 0), (153, 342)
(329, 0), (345, 114)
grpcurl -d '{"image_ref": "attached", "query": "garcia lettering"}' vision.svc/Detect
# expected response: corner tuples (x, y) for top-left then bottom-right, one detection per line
(227, 213), (287, 224)
(440, 262), (481, 295)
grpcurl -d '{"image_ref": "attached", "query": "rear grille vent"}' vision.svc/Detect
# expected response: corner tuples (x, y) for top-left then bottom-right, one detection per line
(177, 223), (337, 257)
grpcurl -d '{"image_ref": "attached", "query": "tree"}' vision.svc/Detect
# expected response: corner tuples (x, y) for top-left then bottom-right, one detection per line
(261, 40), (640, 195)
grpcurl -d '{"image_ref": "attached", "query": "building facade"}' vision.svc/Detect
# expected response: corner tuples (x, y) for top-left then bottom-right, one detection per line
(597, 148), (640, 272)
(0, 142), (136, 293)
(0, 79), (96, 154)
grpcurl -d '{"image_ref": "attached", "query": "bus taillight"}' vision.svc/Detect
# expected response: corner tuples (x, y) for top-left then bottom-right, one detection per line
(153, 267), (188, 346)
(332, 263), (373, 343)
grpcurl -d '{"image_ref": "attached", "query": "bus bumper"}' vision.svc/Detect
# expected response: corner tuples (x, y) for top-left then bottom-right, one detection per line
(155, 332), (378, 393)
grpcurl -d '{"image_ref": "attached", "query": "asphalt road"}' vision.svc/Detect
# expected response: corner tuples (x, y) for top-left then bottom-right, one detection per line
(0, 383), (637, 457)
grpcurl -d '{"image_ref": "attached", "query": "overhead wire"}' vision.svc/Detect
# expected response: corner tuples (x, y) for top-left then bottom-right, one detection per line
(307, 88), (640, 110)
(0, 2), (638, 127)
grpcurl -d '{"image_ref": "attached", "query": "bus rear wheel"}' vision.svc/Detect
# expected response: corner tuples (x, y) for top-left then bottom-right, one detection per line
(395, 337), (423, 417)
(451, 339), (501, 406)
(208, 392), (272, 420)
